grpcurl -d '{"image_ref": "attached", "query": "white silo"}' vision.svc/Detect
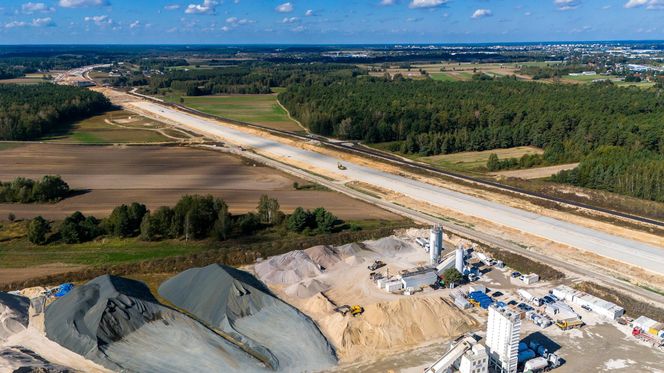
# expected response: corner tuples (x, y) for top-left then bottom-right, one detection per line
(455, 245), (465, 273)
(429, 224), (443, 264)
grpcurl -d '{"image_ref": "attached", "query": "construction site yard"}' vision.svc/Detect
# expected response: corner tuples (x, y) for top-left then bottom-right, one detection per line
(2, 227), (663, 372)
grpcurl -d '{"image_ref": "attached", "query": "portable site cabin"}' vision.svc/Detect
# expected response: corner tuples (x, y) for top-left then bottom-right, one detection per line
(400, 268), (438, 289)
(573, 293), (624, 320)
(633, 316), (664, 338)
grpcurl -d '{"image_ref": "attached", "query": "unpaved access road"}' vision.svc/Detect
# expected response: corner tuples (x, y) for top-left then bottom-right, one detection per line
(129, 101), (664, 276)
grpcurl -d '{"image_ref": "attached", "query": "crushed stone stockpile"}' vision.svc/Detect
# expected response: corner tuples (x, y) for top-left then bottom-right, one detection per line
(255, 244), (360, 286)
(363, 236), (415, 257)
(158, 264), (338, 372)
(316, 296), (480, 362)
(44, 275), (269, 373)
(0, 292), (30, 341)
(0, 347), (72, 372)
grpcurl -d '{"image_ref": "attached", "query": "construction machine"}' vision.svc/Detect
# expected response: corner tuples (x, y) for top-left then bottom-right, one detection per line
(337, 162), (347, 170)
(335, 305), (365, 317)
(555, 319), (585, 330)
(367, 260), (386, 271)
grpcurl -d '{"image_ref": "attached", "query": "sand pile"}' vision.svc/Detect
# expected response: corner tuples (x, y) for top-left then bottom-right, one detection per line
(159, 264), (338, 372)
(0, 292), (30, 341)
(344, 255), (364, 265)
(304, 245), (342, 269)
(285, 278), (331, 298)
(299, 293), (337, 316)
(336, 243), (363, 257)
(17, 287), (47, 299)
(316, 297), (479, 362)
(45, 275), (268, 373)
(255, 250), (323, 285)
(363, 236), (414, 257)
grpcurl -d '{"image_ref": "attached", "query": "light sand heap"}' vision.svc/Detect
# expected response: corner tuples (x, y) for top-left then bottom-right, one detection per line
(0, 292), (30, 341)
(314, 296), (480, 362)
(255, 250), (324, 285)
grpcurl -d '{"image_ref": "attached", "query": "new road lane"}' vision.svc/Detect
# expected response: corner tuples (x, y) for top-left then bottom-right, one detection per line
(131, 101), (664, 276)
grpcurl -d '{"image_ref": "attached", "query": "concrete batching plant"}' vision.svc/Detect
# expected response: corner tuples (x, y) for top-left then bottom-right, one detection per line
(430, 224), (443, 265)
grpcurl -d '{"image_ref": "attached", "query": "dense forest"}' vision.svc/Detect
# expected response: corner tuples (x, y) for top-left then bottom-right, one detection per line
(144, 63), (365, 96)
(552, 147), (664, 202)
(280, 77), (664, 201)
(0, 84), (111, 140)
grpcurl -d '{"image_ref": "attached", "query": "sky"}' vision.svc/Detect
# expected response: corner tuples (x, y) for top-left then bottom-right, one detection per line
(0, 0), (663, 44)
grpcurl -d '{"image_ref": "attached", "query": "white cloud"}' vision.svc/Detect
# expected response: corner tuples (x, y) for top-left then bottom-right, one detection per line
(276, 2), (293, 13)
(129, 20), (140, 28)
(625, 0), (664, 9)
(381, 0), (397, 5)
(282, 16), (299, 23)
(5, 17), (55, 28)
(22, 2), (55, 14)
(554, 0), (580, 10)
(185, 0), (217, 14)
(84, 14), (113, 26)
(226, 17), (252, 25)
(409, 0), (448, 8)
(524, 11), (532, 16)
(305, 9), (314, 16)
(59, 0), (108, 8)
(471, 8), (492, 18)
(164, 4), (181, 10)
(5, 21), (28, 28)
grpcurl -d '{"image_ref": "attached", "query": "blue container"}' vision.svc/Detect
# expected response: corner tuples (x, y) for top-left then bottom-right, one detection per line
(55, 283), (74, 297)
(518, 349), (536, 362)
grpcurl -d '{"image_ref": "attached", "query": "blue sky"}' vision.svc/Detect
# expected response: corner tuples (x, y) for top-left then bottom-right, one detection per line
(0, 0), (663, 44)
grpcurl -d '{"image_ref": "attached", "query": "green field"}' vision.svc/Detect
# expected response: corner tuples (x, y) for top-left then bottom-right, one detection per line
(0, 76), (48, 85)
(0, 218), (408, 269)
(42, 110), (173, 144)
(429, 72), (457, 82)
(174, 94), (304, 132)
(419, 146), (543, 172)
(562, 74), (656, 89)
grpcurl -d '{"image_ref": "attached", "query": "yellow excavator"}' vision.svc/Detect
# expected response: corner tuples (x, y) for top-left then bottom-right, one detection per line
(335, 305), (364, 317)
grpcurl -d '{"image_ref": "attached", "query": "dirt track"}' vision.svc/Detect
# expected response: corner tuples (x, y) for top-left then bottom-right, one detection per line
(0, 143), (397, 221)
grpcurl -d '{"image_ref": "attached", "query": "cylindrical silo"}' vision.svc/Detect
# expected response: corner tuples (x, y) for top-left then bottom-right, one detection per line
(455, 245), (464, 273)
(429, 225), (443, 264)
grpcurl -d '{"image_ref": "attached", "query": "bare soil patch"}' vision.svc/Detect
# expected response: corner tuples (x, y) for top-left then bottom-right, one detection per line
(493, 163), (579, 179)
(0, 143), (397, 221)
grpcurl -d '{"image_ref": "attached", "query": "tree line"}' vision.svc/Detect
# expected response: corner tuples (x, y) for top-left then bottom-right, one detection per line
(27, 194), (341, 245)
(552, 147), (664, 202)
(143, 62), (365, 96)
(0, 176), (70, 203)
(0, 84), (111, 140)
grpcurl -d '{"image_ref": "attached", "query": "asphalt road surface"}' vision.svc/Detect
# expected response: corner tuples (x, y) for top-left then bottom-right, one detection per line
(131, 101), (664, 276)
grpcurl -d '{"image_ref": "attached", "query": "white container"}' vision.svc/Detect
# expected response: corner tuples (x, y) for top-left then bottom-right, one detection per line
(524, 357), (549, 371)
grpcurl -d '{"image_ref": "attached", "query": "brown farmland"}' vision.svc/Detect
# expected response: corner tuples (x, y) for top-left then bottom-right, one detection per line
(0, 143), (398, 221)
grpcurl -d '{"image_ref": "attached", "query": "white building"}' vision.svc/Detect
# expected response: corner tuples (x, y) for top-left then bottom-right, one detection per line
(573, 293), (624, 320)
(551, 285), (624, 320)
(401, 268), (438, 289)
(458, 343), (489, 373)
(486, 305), (521, 373)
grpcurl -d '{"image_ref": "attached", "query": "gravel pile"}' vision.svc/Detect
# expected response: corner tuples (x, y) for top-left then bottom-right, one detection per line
(255, 250), (323, 285)
(45, 275), (268, 373)
(159, 264), (338, 372)
(363, 236), (414, 257)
